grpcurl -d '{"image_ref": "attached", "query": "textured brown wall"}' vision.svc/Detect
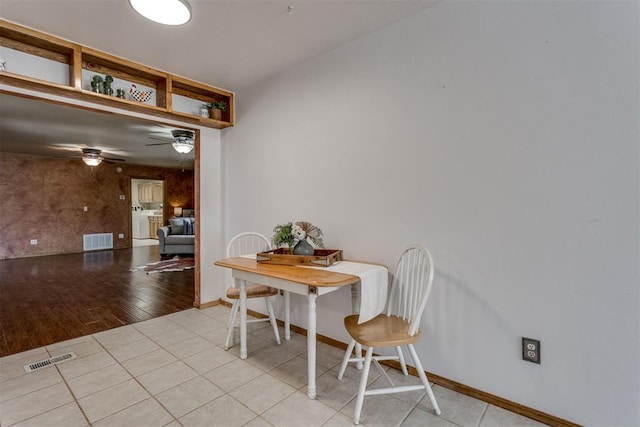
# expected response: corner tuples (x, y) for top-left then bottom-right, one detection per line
(0, 152), (194, 259)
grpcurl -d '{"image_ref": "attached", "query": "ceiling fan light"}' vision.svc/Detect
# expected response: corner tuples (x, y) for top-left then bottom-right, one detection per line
(82, 156), (102, 166)
(129, 0), (192, 26)
(172, 140), (194, 154)
(82, 148), (103, 166)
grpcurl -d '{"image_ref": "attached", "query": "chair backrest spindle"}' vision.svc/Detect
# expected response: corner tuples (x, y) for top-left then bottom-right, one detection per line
(226, 232), (271, 258)
(386, 244), (435, 337)
(226, 232), (271, 288)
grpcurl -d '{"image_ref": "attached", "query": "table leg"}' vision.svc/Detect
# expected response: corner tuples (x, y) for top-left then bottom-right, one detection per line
(350, 282), (363, 369)
(307, 291), (317, 399)
(284, 291), (291, 340)
(239, 279), (247, 360)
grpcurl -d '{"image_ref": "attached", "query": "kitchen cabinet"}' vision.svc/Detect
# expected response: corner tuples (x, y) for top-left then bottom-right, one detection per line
(148, 215), (163, 239)
(138, 183), (162, 203)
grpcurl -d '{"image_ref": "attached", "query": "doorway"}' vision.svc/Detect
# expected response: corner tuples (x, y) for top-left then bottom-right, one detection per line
(131, 178), (164, 247)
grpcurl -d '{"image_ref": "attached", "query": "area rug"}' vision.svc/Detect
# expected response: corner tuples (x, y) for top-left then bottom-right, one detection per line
(131, 256), (195, 274)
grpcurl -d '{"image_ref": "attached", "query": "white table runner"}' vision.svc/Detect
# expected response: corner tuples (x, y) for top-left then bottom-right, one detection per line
(240, 254), (388, 323)
(305, 261), (388, 323)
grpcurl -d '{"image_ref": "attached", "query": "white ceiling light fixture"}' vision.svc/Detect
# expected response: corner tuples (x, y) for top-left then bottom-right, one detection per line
(82, 148), (103, 166)
(171, 129), (195, 154)
(129, 0), (192, 26)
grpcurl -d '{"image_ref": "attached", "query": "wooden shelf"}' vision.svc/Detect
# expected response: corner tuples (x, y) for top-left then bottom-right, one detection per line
(172, 76), (234, 123)
(0, 19), (234, 129)
(0, 23), (76, 62)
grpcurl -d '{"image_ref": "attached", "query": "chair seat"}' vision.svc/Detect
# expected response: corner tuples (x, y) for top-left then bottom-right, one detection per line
(344, 314), (421, 348)
(226, 284), (278, 299)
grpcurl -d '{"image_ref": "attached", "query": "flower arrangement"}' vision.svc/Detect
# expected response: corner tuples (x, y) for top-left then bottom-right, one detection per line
(272, 221), (324, 250)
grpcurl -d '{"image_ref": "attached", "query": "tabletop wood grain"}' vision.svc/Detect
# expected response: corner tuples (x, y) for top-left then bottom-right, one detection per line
(215, 257), (360, 287)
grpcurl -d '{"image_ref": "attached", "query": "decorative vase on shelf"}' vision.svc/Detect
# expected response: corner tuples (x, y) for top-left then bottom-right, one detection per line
(293, 239), (314, 255)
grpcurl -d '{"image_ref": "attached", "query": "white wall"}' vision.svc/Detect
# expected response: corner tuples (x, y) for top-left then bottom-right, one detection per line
(199, 127), (226, 303)
(221, 1), (639, 425)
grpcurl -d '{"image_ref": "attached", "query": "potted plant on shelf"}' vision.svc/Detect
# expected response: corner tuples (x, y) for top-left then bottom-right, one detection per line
(205, 100), (227, 120)
(90, 75), (103, 93)
(102, 75), (114, 96)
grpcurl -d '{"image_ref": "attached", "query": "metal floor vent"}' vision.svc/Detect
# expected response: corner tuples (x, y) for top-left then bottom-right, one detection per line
(24, 352), (76, 373)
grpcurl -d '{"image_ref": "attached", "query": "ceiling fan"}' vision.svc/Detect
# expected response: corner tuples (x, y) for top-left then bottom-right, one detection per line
(81, 148), (125, 166)
(146, 129), (195, 154)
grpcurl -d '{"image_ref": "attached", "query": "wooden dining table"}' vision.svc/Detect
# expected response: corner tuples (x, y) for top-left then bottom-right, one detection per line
(215, 256), (362, 399)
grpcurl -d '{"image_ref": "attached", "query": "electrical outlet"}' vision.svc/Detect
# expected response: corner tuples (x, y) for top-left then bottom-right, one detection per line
(118, 233), (125, 238)
(30, 239), (37, 245)
(522, 337), (541, 364)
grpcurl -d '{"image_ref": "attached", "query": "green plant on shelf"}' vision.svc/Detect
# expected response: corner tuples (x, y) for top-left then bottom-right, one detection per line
(102, 75), (114, 96)
(90, 75), (103, 93)
(205, 100), (227, 111)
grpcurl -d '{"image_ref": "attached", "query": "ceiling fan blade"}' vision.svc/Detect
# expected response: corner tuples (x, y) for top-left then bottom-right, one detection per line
(145, 142), (172, 146)
(148, 135), (173, 142)
(103, 157), (125, 162)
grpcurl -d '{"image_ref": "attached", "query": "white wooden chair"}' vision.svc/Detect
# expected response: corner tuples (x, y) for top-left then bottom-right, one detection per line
(337, 244), (441, 424)
(224, 232), (281, 350)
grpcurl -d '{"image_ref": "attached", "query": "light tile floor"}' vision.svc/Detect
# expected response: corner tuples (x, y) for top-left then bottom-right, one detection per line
(0, 306), (547, 426)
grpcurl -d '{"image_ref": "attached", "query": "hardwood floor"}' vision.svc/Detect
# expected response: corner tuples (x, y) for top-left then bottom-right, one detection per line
(0, 246), (194, 357)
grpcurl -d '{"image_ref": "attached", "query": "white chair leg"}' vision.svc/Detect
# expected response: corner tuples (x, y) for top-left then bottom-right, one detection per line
(355, 342), (363, 369)
(265, 297), (281, 345)
(224, 300), (239, 350)
(396, 345), (408, 375)
(354, 346), (374, 425)
(337, 339), (356, 380)
(408, 343), (441, 415)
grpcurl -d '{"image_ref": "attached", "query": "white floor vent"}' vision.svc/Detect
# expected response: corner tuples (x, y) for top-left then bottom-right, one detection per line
(24, 352), (76, 373)
(83, 233), (113, 251)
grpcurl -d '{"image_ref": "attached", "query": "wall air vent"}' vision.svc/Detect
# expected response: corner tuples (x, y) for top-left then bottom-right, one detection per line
(83, 233), (113, 251)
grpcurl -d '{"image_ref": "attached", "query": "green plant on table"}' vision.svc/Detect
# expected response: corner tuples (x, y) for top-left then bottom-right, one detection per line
(272, 221), (324, 250)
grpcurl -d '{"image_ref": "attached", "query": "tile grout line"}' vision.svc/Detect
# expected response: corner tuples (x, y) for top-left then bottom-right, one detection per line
(54, 332), (172, 426)
(477, 400), (490, 427)
(82, 334), (148, 426)
(2, 341), (95, 427)
(53, 360), (93, 427)
(96, 324), (189, 426)
(113, 311), (263, 425)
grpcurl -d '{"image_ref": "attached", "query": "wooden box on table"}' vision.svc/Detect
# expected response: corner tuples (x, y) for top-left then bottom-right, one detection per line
(256, 249), (342, 267)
